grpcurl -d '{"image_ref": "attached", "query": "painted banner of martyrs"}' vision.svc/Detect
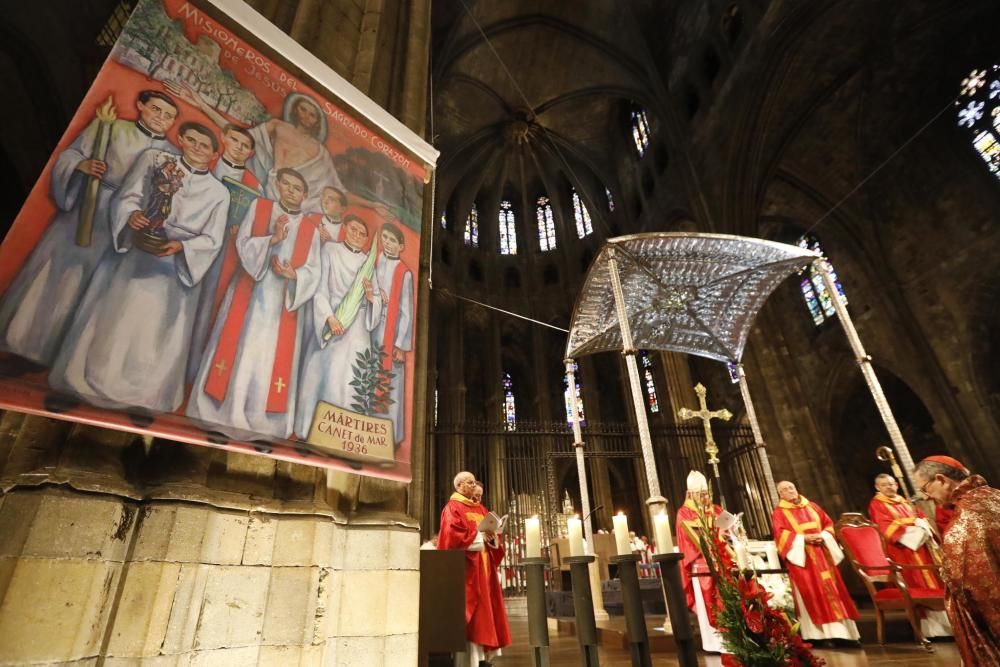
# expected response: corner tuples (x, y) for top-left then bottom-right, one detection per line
(0, 0), (436, 482)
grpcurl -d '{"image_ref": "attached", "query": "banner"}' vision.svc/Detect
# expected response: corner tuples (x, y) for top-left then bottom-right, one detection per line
(0, 0), (436, 482)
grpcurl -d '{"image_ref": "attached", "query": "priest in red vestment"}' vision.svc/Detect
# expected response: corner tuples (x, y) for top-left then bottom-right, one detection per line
(914, 455), (1000, 665)
(438, 471), (510, 667)
(772, 480), (860, 642)
(675, 470), (726, 653)
(868, 473), (952, 637)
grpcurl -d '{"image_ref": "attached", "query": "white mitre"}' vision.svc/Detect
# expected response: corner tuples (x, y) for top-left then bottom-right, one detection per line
(686, 470), (708, 492)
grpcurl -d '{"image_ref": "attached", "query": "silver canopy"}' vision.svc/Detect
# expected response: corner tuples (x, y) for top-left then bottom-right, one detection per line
(565, 233), (820, 363)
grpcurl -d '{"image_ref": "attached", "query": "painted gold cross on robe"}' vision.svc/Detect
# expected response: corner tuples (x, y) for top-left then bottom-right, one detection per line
(677, 383), (732, 465)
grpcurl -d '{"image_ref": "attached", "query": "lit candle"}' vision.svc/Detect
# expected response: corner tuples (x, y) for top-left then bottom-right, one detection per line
(653, 511), (674, 554)
(568, 515), (584, 557)
(613, 512), (631, 555)
(525, 516), (541, 558)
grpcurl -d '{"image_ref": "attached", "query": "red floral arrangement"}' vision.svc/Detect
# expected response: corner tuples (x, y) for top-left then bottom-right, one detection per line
(693, 504), (824, 666)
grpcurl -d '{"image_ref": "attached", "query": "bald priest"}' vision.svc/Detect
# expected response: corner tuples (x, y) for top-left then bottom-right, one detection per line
(438, 471), (510, 667)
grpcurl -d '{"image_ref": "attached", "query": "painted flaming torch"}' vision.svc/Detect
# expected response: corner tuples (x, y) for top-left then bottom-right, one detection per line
(77, 95), (117, 247)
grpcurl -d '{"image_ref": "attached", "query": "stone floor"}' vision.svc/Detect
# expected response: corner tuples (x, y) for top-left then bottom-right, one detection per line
(499, 617), (962, 666)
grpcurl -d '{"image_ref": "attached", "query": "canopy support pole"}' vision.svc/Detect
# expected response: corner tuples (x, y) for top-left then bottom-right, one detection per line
(817, 259), (918, 491)
(565, 359), (608, 621)
(735, 364), (779, 507)
(607, 249), (671, 540)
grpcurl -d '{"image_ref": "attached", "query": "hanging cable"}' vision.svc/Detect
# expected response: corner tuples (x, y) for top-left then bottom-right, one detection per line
(455, 0), (615, 238)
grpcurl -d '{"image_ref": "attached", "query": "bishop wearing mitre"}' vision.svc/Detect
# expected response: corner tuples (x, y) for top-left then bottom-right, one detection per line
(675, 470), (727, 654)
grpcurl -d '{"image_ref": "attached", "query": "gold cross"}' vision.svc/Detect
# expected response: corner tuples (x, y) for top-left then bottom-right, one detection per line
(678, 383), (732, 465)
(214, 359), (227, 375)
(274, 377), (286, 394)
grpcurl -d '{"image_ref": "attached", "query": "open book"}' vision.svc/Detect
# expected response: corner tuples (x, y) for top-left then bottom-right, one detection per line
(478, 512), (508, 534)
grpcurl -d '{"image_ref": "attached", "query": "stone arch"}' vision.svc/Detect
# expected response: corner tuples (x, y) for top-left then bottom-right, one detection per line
(827, 364), (947, 507)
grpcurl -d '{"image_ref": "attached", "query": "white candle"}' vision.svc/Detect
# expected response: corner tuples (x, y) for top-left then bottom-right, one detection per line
(653, 511), (674, 554)
(613, 512), (631, 555)
(735, 543), (750, 569)
(568, 516), (584, 557)
(765, 542), (779, 569)
(525, 516), (541, 558)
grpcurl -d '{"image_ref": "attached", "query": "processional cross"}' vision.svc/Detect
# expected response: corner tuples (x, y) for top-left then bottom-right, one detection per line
(678, 383), (732, 506)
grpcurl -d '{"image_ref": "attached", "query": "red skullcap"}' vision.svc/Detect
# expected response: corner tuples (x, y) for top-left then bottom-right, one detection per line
(923, 455), (968, 474)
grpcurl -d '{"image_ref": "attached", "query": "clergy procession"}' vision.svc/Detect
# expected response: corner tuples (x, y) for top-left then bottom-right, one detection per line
(0, 88), (414, 446)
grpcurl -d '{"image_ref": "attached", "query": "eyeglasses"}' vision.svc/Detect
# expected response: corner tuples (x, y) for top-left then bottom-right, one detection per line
(918, 476), (938, 495)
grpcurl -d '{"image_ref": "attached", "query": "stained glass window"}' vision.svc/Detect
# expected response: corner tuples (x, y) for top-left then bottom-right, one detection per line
(464, 204), (478, 247)
(957, 66), (1000, 178)
(537, 196), (556, 251)
(631, 107), (651, 157)
(434, 387), (439, 427)
(503, 373), (516, 431)
(564, 362), (586, 426)
(640, 351), (659, 413)
(572, 189), (593, 238)
(605, 186), (615, 212)
(796, 234), (847, 326)
(499, 199), (517, 255)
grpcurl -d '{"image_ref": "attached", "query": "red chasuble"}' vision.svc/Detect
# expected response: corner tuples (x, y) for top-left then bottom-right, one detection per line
(437, 493), (511, 652)
(210, 170), (265, 324)
(867, 493), (942, 589)
(204, 199), (317, 413)
(375, 253), (409, 377)
(772, 497), (859, 626)
(939, 475), (1000, 665)
(675, 499), (723, 616)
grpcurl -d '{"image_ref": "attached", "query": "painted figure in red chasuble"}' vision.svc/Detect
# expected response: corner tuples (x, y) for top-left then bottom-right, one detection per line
(438, 471), (510, 667)
(914, 456), (1000, 665)
(188, 168), (321, 439)
(867, 473), (952, 638)
(772, 480), (860, 643)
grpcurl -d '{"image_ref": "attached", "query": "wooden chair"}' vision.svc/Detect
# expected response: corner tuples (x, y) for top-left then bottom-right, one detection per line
(835, 513), (945, 649)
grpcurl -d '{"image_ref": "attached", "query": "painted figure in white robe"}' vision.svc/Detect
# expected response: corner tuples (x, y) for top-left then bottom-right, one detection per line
(164, 82), (343, 212)
(188, 168), (321, 440)
(187, 125), (261, 383)
(317, 184), (347, 244)
(369, 222), (413, 445)
(49, 123), (229, 412)
(295, 215), (380, 437)
(0, 90), (179, 365)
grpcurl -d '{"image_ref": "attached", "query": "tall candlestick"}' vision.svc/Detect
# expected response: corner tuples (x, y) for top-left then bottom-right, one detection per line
(525, 516), (541, 558)
(613, 512), (631, 555)
(653, 511), (673, 554)
(568, 515), (584, 557)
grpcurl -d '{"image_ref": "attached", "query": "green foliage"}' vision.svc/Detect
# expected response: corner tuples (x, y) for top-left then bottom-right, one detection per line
(350, 347), (395, 416)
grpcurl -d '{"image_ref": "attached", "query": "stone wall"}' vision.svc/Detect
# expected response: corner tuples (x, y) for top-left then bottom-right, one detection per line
(0, 487), (419, 666)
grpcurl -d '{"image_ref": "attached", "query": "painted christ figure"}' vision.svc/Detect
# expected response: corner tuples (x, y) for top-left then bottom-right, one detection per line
(0, 90), (179, 366)
(295, 215), (380, 437)
(188, 168), (321, 440)
(187, 124), (261, 383)
(49, 122), (229, 412)
(165, 82), (343, 212)
(369, 222), (413, 445)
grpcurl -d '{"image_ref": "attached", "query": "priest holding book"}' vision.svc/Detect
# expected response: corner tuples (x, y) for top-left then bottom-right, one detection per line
(438, 471), (510, 667)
